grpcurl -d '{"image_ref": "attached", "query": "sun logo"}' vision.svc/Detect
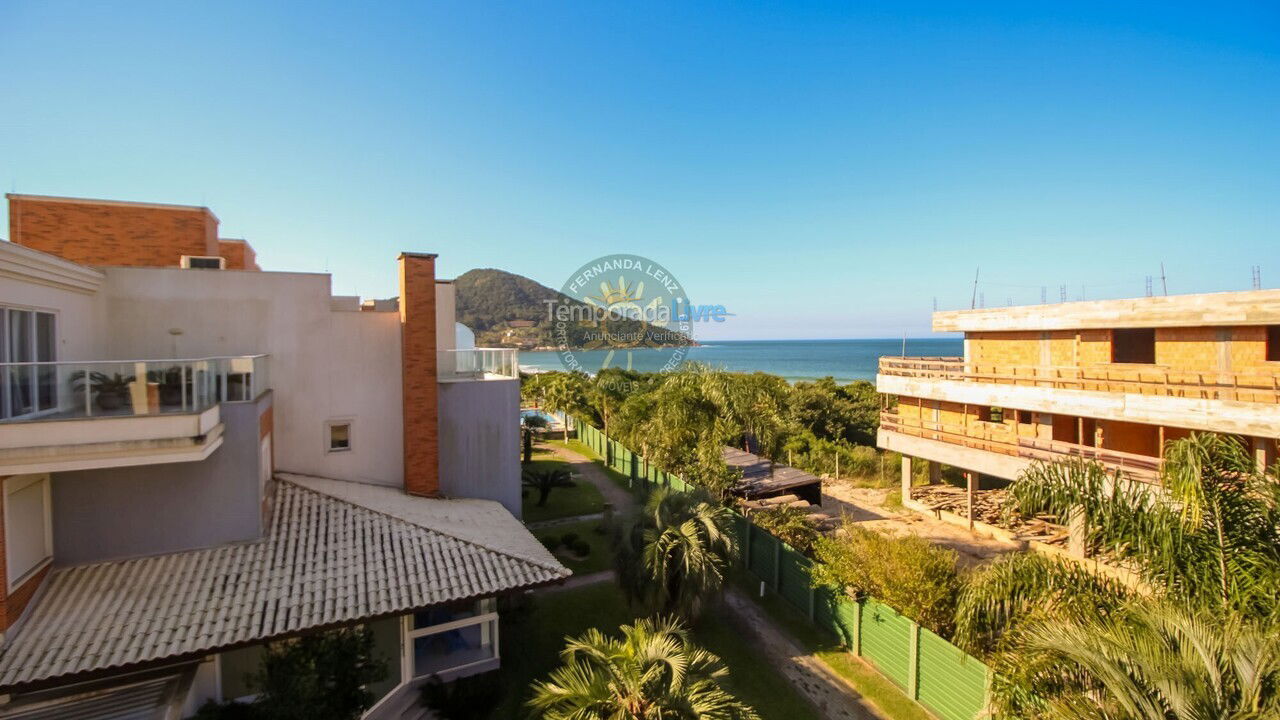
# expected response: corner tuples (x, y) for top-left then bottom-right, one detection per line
(585, 276), (665, 321)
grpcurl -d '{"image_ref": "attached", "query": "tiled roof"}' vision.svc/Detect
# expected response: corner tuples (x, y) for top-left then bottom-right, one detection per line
(0, 477), (569, 690)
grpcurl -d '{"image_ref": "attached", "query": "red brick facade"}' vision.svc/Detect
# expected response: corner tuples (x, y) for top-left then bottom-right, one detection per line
(7, 194), (259, 270)
(399, 253), (440, 497)
(218, 238), (260, 270)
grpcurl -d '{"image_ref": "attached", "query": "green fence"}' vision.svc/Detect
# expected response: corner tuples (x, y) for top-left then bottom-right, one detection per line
(570, 418), (991, 720)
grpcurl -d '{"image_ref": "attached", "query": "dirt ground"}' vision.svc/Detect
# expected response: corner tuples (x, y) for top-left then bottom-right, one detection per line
(821, 482), (1017, 566)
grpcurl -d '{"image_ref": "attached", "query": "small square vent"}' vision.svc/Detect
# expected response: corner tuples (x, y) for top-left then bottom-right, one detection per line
(181, 255), (226, 270)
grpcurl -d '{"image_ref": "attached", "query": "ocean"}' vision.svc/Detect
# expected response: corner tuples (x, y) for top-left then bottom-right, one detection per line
(517, 338), (963, 383)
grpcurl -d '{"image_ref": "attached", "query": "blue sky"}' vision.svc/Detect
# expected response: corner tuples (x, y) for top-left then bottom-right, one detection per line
(2, 1), (1277, 339)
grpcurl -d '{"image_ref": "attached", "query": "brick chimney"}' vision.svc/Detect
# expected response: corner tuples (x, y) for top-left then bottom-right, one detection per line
(399, 252), (440, 497)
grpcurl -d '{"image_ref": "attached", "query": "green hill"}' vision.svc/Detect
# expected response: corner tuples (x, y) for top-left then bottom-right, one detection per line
(453, 268), (694, 349)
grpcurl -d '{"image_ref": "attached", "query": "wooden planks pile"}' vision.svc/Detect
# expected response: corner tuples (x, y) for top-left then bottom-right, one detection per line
(909, 485), (1068, 544)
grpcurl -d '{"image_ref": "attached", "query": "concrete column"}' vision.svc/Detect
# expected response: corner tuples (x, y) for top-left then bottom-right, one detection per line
(1068, 507), (1088, 559)
(901, 455), (914, 504)
(965, 470), (977, 531)
(1252, 437), (1274, 475)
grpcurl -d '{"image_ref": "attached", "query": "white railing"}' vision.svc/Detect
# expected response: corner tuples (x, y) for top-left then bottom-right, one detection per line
(0, 355), (268, 422)
(437, 348), (519, 380)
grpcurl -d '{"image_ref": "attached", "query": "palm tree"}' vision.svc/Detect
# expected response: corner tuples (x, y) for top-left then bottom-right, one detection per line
(975, 433), (1280, 716)
(527, 616), (759, 720)
(541, 373), (590, 442)
(1006, 599), (1280, 720)
(1003, 434), (1280, 619)
(523, 467), (576, 507)
(614, 488), (738, 620)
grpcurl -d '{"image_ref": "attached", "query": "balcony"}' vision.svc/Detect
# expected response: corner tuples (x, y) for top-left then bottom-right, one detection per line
(437, 348), (519, 382)
(879, 357), (1280, 403)
(0, 355), (267, 474)
(877, 357), (1280, 437)
(878, 410), (1162, 484)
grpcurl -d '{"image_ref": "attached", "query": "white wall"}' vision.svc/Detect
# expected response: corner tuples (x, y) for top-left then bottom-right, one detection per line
(98, 267), (405, 486)
(0, 279), (104, 363)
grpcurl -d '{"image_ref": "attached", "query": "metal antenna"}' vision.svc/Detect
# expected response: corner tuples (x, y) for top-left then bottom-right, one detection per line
(1160, 263), (1168, 295)
(1252, 266), (1262, 290)
(1060, 285), (1067, 302)
(1145, 276), (1153, 297)
(970, 267), (980, 309)
(1040, 286), (1047, 304)
(932, 296), (938, 311)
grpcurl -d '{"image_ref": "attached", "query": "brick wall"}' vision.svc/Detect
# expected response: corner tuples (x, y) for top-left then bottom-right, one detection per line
(218, 239), (260, 270)
(8, 195), (220, 267)
(399, 253), (440, 497)
(967, 326), (1280, 377)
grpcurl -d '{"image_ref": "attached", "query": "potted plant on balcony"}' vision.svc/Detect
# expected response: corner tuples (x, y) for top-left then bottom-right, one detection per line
(70, 371), (135, 412)
(148, 367), (186, 408)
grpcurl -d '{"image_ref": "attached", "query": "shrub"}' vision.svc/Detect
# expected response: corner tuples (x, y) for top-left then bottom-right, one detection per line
(193, 700), (259, 720)
(251, 626), (388, 720)
(751, 505), (820, 552)
(560, 532), (580, 546)
(811, 526), (962, 637)
(539, 536), (559, 551)
(421, 671), (503, 720)
(570, 539), (591, 556)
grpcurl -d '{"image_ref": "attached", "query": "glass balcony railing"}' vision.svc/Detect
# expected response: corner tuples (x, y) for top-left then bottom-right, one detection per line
(437, 348), (519, 380)
(0, 355), (268, 423)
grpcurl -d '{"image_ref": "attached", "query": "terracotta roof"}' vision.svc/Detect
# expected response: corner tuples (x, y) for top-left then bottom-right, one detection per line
(0, 477), (568, 690)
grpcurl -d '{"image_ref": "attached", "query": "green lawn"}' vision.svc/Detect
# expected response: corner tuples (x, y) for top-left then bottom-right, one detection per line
(533, 519), (613, 575)
(549, 439), (646, 498)
(729, 572), (934, 720)
(490, 583), (820, 720)
(521, 455), (605, 524)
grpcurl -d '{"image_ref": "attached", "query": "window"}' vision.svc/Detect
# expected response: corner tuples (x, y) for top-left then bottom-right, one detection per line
(326, 421), (352, 452)
(1112, 328), (1156, 364)
(2, 306), (57, 420)
(403, 599), (498, 680)
(4, 474), (53, 589)
(980, 406), (1004, 424)
(1268, 326), (1280, 362)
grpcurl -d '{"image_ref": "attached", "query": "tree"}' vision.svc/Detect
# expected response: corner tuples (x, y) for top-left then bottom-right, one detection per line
(787, 378), (881, 446)
(523, 467), (576, 507)
(541, 373), (591, 442)
(614, 488), (738, 620)
(248, 627), (388, 720)
(1006, 599), (1280, 720)
(810, 525), (962, 636)
(1003, 434), (1280, 620)
(973, 434), (1280, 716)
(527, 616), (759, 720)
(589, 368), (645, 439)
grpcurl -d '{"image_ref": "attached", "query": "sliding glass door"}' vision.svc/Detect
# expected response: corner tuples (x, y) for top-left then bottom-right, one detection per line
(2, 307), (57, 420)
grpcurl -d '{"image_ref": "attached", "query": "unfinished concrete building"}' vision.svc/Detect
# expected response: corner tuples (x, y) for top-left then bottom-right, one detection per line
(876, 289), (1280, 550)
